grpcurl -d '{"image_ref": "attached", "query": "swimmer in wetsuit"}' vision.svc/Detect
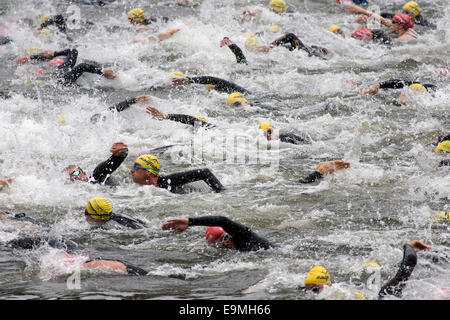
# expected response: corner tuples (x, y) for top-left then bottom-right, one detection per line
(130, 154), (225, 193)
(378, 240), (431, 299)
(299, 160), (351, 183)
(172, 75), (250, 95)
(259, 121), (309, 145)
(380, 1), (437, 30)
(162, 215), (274, 252)
(427, 134), (450, 153)
(146, 106), (216, 129)
(352, 27), (393, 46)
(12, 48), (117, 86)
(361, 80), (436, 105)
(90, 95), (153, 123)
(64, 142), (128, 187)
(84, 197), (146, 230)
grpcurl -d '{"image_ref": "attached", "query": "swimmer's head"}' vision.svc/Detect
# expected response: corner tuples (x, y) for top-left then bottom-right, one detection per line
(39, 14), (52, 24)
(128, 8), (146, 23)
(409, 83), (427, 93)
(245, 37), (258, 50)
(268, 25), (281, 33)
(131, 154), (161, 185)
(304, 266), (332, 294)
(403, 1), (421, 17)
(170, 71), (185, 79)
(435, 140), (450, 153)
(85, 197), (113, 222)
(430, 211), (450, 224)
(269, 0), (287, 14)
(65, 165), (89, 182)
(352, 27), (373, 41)
(328, 25), (345, 38)
(259, 122), (274, 140)
(205, 226), (234, 249)
(193, 115), (208, 123)
(392, 13), (414, 30)
(227, 92), (248, 108)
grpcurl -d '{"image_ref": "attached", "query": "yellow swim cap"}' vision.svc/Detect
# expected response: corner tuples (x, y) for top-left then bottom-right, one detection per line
(205, 84), (215, 91)
(135, 154), (161, 176)
(362, 261), (380, 267)
(403, 1), (421, 16)
(38, 28), (51, 40)
(409, 83), (427, 93)
(85, 197), (113, 221)
(431, 211), (450, 223)
(355, 291), (365, 299)
(194, 115), (208, 122)
(305, 266), (332, 286)
(40, 14), (52, 24)
(259, 121), (274, 130)
(269, 25), (281, 32)
(128, 8), (146, 22)
(170, 71), (185, 79)
(245, 37), (258, 50)
(227, 92), (248, 105)
(269, 0), (287, 13)
(435, 140), (450, 153)
(328, 25), (341, 33)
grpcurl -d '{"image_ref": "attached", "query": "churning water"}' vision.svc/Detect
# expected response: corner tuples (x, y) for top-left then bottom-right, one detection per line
(0, 0), (449, 300)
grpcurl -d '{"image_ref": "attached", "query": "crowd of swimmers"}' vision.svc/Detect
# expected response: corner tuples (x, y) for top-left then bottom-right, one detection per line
(0, 0), (449, 300)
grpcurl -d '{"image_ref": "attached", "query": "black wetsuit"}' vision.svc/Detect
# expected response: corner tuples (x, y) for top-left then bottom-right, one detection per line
(89, 148), (128, 187)
(109, 213), (146, 230)
(166, 114), (216, 129)
(379, 79), (436, 91)
(439, 159), (450, 167)
(279, 133), (309, 145)
(0, 35), (12, 45)
(157, 168), (225, 193)
(370, 29), (393, 46)
(299, 171), (323, 184)
(225, 42), (247, 64)
(188, 216), (274, 252)
(29, 48), (104, 86)
(272, 33), (328, 59)
(378, 244), (418, 299)
(39, 14), (68, 34)
(185, 76), (250, 94)
(380, 12), (437, 30)
(90, 97), (141, 123)
(3, 236), (79, 252)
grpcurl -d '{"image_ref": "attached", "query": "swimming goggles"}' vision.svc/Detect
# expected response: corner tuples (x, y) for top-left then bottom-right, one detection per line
(70, 168), (84, 177)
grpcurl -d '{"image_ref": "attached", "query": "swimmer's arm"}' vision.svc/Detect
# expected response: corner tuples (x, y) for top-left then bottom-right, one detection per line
(167, 114), (208, 127)
(110, 95), (151, 112)
(110, 214), (146, 229)
(220, 38), (248, 64)
(299, 171), (323, 183)
(380, 12), (394, 19)
(188, 76), (250, 94)
(188, 216), (247, 237)
(379, 79), (413, 89)
(40, 14), (67, 33)
(91, 143), (128, 184)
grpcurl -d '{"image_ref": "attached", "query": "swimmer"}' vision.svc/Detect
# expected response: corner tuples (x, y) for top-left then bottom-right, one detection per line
(220, 37), (248, 64)
(380, 1), (437, 30)
(84, 197), (146, 230)
(259, 122), (309, 145)
(426, 135), (450, 153)
(162, 215), (275, 252)
(90, 95), (153, 123)
(299, 160), (351, 183)
(351, 27), (393, 46)
(234, 0), (288, 22)
(378, 240), (431, 299)
(127, 7), (179, 42)
(345, 6), (419, 40)
(130, 154), (225, 193)
(12, 48), (117, 86)
(146, 106), (216, 129)
(361, 80), (436, 105)
(64, 141), (128, 187)
(172, 75), (250, 94)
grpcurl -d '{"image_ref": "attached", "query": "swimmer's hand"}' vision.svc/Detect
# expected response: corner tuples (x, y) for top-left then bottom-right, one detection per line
(12, 56), (29, 63)
(316, 160), (351, 175)
(136, 95), (152, 105)
(146, 106), (168, 120)
(157, 28), (180, 41)
(220, 37), (232, 47)
(110, 142), (128, 157)
(162, 218), (189, 233)
(407, 240), (431, 252)
(0, 177), (14, 189)
(361, 83), (380, 96)
(172, 77), (190, 86)
(254, 45), (271, 53)
(103, 69), (117, 79)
